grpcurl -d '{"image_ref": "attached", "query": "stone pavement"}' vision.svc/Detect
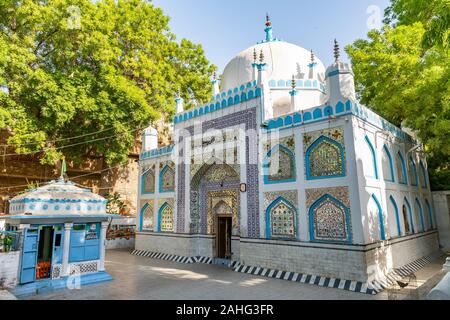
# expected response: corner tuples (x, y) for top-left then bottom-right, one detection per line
(0, 290), (17, 300)
(384, 253), (449, 300)
(25, 249), (388, 300)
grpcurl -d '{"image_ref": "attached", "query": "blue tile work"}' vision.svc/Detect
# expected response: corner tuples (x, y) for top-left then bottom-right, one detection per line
(177, 108), (260, 237)
(199, 181), (240, 234)
(264, 100), (416, 145)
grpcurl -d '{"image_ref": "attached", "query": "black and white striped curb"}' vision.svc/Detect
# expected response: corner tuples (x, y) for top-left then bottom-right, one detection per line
(233, 251), (443, 295)
(233, 263), (377, 295)
(132, 249), (442, 295)
(131, 249), (239, 268)
(368, 251), (444, 293)
(131, 249), (195, 263)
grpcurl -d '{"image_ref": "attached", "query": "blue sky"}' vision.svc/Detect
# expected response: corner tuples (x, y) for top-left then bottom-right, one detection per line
(152, 0), (391, 72)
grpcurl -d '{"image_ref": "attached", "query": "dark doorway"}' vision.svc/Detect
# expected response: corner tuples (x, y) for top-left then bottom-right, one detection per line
(36, 226), (54, 280)
(217, 217), (232, 259)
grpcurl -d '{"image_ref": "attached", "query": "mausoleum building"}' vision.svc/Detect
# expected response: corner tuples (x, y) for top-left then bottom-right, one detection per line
(135, 17), (439, 293)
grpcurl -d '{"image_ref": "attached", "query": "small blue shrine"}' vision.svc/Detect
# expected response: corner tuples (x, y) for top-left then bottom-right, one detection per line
(5, 177), (113, 296)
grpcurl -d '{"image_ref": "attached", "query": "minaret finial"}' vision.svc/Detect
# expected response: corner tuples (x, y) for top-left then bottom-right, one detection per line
(334, 39), (340, 62)
(60, 156), (67, 181)
(291, 74), (296, 90)
(259, 49), (265, 64)
(310, 49), (315, 63)
(253, 48), (257, 64)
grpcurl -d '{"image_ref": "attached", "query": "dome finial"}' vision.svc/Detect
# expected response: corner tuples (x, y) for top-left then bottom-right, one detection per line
(264, 13), (274, 42)
(334, 39), (340, 62)
(59, 156), (67, 182)
(265, 13), (271, 27)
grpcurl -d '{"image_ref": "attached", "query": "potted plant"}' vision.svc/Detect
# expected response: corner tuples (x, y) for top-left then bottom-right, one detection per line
(3, 235), (13, 252)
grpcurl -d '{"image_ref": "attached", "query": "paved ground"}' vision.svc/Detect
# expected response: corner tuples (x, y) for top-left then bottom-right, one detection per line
(23, 249), (447, 300)
(0, 290), (17, 300)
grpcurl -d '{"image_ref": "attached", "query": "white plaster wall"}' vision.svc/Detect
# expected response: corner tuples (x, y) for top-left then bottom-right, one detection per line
(364, 231), (439, 282)
(352, 117), (435, 245)
(136, 233), (215, 258)
(239, 238), (368, 282)
(0, 251), (20, 288)
(239, 231), (438, 283)
(106, 237), (135, 250)
(432, 191), (450, 250)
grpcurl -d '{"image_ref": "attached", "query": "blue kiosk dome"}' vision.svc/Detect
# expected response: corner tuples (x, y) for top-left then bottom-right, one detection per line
(6, 178), (113, 297)
(9, 178), (108, 218)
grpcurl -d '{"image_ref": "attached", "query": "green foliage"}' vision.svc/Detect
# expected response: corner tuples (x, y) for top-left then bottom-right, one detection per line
(105, 191), (128, 215)
(347, 1), (450, 190)
(0, 0), (216, 165)
(384, 0), (450, 48)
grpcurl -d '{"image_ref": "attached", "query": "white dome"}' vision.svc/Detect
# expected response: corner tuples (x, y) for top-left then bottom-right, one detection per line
(221, 41), (326, 92)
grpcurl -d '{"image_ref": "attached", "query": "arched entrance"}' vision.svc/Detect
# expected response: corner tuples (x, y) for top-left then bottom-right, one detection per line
(213, 201), (233, 259)
(190, 159), (240, 259)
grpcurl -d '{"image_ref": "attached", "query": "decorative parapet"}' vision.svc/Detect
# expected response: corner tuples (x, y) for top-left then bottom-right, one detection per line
(140, 144), (174, 161)
(269, 78), (326, 93)
(264, 100), (415, 143)
(173, 81), (260, 124)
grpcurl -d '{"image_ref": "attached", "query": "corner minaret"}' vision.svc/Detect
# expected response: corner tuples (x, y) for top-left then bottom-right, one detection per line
(175, 89), (184, 114)
(257, 49), (273, 121)
(308, 49), (317, 79)
(252, 48), (258, 82)
(212, 72), (220, 97)
(142, 125), (158, 152)
(325, 39), (356, 106)
(257, 50), (267, 86)
(289, 75), (300, 112)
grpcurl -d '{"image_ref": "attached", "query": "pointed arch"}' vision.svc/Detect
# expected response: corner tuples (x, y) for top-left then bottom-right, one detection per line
(158, 202), (174, 233)
(309, 194), (352, 243)
(263, 144), (296, 184)
(425, 199), (434, 229)
(396, 152), (408, 184)
(409, 156), (418, 186)
(266, 197), (297, 239)
(159, 163), (175, 193)
(403, 197), (414, 234)
(415, 198), (425, 232)
(419, 160), (428, 188)
(364, 136), (378, 179)
(370, 194), (386, 240)
(140, 202), (153, 232)
(389, 195), (402, 237)
(382, 145), (395, 182)
(190, 159), (239, 189)
(305, 135), (345, 180)
(141, 166), (155, 194)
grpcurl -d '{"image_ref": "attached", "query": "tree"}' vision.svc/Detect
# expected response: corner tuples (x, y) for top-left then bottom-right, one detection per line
(384, 0), (449, 48)
(346, 1), (450, 190)
(0, 0), (216, 165)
